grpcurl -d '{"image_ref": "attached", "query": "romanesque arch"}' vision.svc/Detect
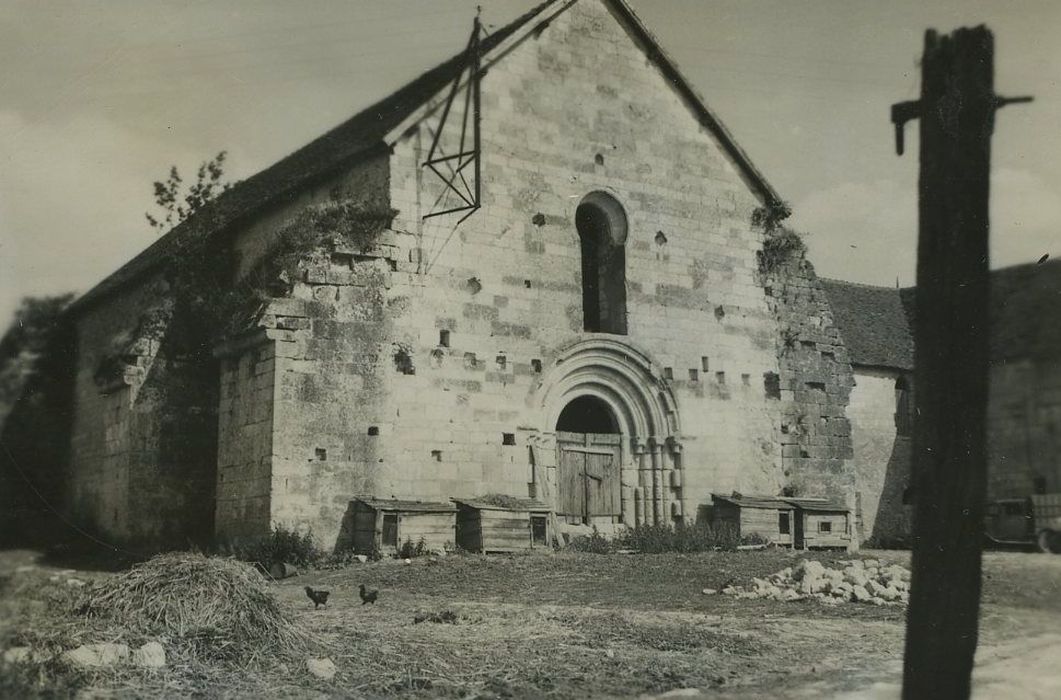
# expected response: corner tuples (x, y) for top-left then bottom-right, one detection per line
(530, 337), (684, 526)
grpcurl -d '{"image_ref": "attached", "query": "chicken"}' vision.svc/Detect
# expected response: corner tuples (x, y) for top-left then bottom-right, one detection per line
(359, 583), (378, 605)
(304, 586), (330, 609)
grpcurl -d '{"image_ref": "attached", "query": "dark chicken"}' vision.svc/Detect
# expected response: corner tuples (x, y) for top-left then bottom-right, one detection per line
(304, 586), (330, 609)
(359, 583), (378, 605)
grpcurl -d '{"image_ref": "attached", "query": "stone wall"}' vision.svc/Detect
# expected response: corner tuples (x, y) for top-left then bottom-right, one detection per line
(846, 366), (912, 543)
(987, 358), (1061, 499)
(255, 0), (855, 544)
(67, 277), (216, 549)
(762, 256), (857, 510)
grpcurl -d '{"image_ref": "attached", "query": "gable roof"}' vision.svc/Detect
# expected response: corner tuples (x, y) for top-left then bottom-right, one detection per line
(824, 259), (1061, 370)
(820, 279), (915, 370)
(71, 0), (784, 314)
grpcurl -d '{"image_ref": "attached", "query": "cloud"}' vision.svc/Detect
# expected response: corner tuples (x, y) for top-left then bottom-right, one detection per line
(789, 178), (918, 287)
(790, 168), (1061, 288)
(0, 109), (199, 327)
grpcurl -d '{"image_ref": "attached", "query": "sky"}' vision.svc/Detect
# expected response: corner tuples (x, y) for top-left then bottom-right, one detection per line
(2, 0), (1059, 327)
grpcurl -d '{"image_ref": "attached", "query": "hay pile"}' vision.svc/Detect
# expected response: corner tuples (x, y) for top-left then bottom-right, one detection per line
(83, 552), (311, 662)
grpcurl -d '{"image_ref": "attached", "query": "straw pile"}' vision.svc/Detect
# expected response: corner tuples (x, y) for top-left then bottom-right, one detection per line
(82, 552), (311, 662)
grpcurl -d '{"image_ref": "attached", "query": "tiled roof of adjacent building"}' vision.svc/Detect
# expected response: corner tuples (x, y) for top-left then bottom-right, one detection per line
(70, 0), (784, 315)
(820, 279), (915, 370)
(824, 259), (1061, 370)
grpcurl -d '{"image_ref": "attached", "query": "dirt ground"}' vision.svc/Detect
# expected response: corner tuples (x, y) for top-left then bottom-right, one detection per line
(2, 547), (1060, 698)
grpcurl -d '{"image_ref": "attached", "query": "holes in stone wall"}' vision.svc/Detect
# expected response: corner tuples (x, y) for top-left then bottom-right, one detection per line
(715, 371), (726, 384)
(532, 213), (546, 227)
(654, 230), (668, 246)
(368, 426), (379, 436)
(393, 345), (415, 375)
(463, 352), (478, 370)
(524, 279), (532, 288)
(315, 448), (327, 461)
(495, 354), (507, 370)
(431, 450), (443, 462)
(439, 330), (450, 348)
(714, 305), (725, 321)
(805, 381), (826, 391)
(764, 372), (781, 399)
(502, 433), (516, 446)
(466, 277), (482, 294)
(531, 359), (542, 373)
(688, 369), (699, 381)
(594, 153), (605, 165)
(701, 356), (710, 372)
(663, 367), (674, 380)
(741, 373), (751, 387)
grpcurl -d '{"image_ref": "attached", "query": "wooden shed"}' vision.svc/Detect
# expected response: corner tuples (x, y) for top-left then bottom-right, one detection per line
(786, 497), (853, 551)
(347, 497), (456, 555)
(453, 497), (552, 553)
(710, 493), (796, 546)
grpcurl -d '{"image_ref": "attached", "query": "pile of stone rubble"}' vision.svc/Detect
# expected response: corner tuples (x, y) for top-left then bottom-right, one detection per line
(716, 559), (911, 606)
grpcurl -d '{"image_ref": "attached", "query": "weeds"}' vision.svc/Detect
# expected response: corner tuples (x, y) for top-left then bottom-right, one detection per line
(223, 524), (322, 569)
(399, 537), (430, 559)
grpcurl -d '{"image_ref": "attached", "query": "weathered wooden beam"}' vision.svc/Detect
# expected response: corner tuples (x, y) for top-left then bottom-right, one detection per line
(902, 26), (994, 699)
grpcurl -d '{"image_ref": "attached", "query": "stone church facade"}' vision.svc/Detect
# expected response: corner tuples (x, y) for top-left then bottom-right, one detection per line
(54, 0), (868, 551)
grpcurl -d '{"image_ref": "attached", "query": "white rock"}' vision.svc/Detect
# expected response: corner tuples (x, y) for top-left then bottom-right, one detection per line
(66, 578), (86, 588)
(354, 554), (368, 564)
(307, 657), (337, 680)
(3, 647), (32, 664)
(132, 642), (166, 668)
(701, 588), (718, 595)
(851, 585), (872, 603)
(63, 643), (130, 668)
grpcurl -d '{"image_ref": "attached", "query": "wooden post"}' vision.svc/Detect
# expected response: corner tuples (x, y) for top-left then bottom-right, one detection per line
(901, 27), (994, 699)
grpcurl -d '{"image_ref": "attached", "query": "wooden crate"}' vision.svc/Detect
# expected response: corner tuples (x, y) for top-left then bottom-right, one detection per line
(786, 497), (853, 550)
(710, 493), (795, 546)
(453, 498), (552, 553)
(348, 497), (456, 555)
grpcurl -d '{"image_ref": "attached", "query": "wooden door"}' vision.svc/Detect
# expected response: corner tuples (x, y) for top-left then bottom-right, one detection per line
(556, 431), (621, 524)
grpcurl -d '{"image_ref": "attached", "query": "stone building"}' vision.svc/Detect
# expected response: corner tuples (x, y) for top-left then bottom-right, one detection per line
(824, 259), (1061, 544)
(22, 0), (870, 551)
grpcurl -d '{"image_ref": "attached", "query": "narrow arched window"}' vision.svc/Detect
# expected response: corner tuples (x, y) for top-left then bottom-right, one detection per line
(895, 376), (911, 436)
(576, 192), (627, 335)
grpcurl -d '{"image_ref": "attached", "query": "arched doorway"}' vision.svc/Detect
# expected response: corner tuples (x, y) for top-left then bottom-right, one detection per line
(555, 395), (623, 525)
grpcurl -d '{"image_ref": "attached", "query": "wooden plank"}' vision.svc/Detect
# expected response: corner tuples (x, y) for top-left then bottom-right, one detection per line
(557, 447), (585, 517)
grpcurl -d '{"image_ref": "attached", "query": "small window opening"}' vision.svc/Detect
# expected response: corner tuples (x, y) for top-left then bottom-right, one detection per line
(688, 369), (699, 381)
(701, 356), (709, 372)
(464, 352), (478, 369)
(531, 359), (542, 373)
(382, 514), (399, 548)
(716, 371), (726, 384)
(496, 354), (507, 370)
(741, 373), (751, 386)
(502, 433), (516, 446)
(368, 426), (379, 436)
(714, 305), (725, 321)
(524, 279), (532, 288)
(818, 521), (832, 533)
(594, 153), (604, 165)
(764, 372), (781, 400)
(439, 330), (450, 347)
(663, 367), (674, 380)
(431, 450), (442, 462)
(576, 192), (628, 334)
(315, 448), (327, 461)
(778, 513), (791, 535)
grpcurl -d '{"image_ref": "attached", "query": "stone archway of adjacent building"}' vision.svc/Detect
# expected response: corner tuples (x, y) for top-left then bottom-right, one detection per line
(533, 337), (685, 527)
